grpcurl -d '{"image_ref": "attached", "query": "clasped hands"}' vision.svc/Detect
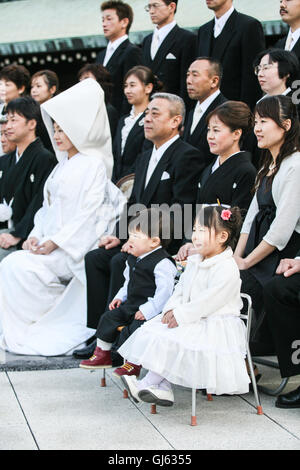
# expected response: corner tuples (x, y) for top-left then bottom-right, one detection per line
(22, 237), (58, 255)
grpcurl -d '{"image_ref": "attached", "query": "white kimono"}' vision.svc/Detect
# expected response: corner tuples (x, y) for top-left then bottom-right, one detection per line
(119, 248), (250, 395)
(0, 79), (126, 355)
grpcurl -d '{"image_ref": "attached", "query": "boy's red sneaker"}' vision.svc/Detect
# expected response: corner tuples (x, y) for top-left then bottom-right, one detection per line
(112, 362), (142, 378)
(79, 347), (112, 369)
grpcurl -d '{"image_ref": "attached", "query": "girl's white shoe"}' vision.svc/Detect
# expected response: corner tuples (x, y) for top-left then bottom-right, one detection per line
(121, 375), (141, 403)
(138, 386), (174, 406)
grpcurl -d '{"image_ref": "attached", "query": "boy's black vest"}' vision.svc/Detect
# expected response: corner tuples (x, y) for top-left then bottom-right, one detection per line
(125, 248), (175, 311)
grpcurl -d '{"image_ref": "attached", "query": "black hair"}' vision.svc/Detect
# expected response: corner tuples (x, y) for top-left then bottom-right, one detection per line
(6, 96), (42, 136)
(128, 208), (173, 249)
(195, 205), (242, 250)
(253, 48), (300, 89)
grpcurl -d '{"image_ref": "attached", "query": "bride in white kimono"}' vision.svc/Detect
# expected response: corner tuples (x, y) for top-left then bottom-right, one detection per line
(0, 78), (126, 356)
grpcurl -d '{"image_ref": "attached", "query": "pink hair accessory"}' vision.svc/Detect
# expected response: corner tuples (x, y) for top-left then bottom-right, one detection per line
(221, 209), (232, 221)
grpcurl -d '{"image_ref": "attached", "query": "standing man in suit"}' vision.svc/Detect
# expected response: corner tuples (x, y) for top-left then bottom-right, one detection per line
(183, 57), (227, 166)
(277, 1), (300, 65)
(73, 92), (203, 358)
(197, 0), (265, 109)
(142, 0), (197, 108)
(96, 1), (142, 116)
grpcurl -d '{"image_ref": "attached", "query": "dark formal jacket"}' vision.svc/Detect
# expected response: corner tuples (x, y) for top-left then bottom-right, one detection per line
(0, 138), (56, 242)
(112, 111), (152, 183)
(96, 39), (142, 116)
(183, 92), (228, 167)
(276, 35), (300, 66)
(117, 137), (204, 253)
(197, 10), (265, 109)
(142, 25), (197, 108)
(106, 102), (119, 140)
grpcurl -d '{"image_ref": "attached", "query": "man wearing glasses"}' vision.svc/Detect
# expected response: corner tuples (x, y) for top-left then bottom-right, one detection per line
(142, 1), (197, 109)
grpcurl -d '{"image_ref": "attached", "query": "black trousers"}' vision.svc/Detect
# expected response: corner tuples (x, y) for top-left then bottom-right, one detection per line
(264, 273), (300, 378)
(240, 269), (275, 353)
(84, 247), (127, 329)
(96, 306), (145, 345)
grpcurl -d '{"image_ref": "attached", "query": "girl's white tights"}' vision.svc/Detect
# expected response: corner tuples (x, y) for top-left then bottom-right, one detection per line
(138, 370), (172, 392)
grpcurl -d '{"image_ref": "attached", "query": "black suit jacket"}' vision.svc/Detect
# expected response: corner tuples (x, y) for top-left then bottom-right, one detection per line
(96, 39), (142, 116)
(276, 36), (300, 63)
(183, 92), (227, 166)
(112, 111), (153, 183)
(117, 138), (204, 253)
(197, 10), (265, 109)
(0, 138), (56, 242)
(142, 25), (197, 108)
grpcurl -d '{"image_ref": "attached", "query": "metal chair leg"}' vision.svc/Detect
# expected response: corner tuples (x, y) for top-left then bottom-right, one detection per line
(247, 345), (263, 415)
(191, 388), (197, 426)
(253, 357), (290, 396)
(101, 369), (106, 387)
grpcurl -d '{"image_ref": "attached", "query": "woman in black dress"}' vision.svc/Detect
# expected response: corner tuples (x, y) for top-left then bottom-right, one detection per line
(234, 95), (300, 352)
(176, 100), (257, 261)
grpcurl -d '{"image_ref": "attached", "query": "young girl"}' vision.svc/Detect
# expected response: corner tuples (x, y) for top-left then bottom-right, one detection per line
(119, 205), (250, 406)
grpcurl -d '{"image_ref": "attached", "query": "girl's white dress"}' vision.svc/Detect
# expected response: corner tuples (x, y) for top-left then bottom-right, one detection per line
(118, 248), (250, 395)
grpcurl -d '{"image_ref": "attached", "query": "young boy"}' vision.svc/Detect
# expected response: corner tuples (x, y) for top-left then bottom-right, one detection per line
(80, 208), (177, 377)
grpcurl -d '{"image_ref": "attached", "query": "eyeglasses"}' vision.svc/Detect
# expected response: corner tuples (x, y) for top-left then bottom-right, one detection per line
(145, 3), (166, 12)
(254, 63), (277, 75)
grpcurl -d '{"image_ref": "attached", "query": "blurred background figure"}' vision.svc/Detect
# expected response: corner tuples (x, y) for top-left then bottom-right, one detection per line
(30, 70), (59, 104)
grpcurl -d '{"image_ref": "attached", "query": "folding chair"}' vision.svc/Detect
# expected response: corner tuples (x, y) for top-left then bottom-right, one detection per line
(189, 293), (263, 426)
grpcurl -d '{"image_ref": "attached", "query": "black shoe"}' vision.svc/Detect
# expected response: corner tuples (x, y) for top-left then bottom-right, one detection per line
(73, 340), (97, 359)
(275, 386), (300, 409)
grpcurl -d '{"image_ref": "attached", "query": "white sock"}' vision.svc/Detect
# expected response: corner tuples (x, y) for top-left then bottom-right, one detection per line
(97, 339), (112, 351)
(138, 370), (165, 390)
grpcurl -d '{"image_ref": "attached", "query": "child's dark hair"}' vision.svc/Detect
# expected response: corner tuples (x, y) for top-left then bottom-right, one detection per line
(195, 205), (242, 250)
(128, 208), (173, 249)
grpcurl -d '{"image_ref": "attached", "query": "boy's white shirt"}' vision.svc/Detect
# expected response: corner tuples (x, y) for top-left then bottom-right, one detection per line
(162, 247), (243, 325)
(114, 246), (177, 320)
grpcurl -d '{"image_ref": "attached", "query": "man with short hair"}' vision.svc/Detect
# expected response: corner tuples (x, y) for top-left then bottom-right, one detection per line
(183, 57), (227, 165)
(197, 0), (265, 109)
(277, 0), (300, 66)
(73, 92), (203, 359)
(96, 0), (142, 115)
(0, 120), (17, 156)
(0, 97), (55, 260)
(142, 0), (197, 108)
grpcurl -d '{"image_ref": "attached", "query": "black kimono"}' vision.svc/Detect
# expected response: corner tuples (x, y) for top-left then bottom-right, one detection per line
(0, 138), (56, 243)
(197, 151), (257, 216)
(112, 111), (152, 183)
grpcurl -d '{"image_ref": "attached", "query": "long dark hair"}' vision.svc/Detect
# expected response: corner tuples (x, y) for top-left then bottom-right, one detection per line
(254, 95), (300, 190)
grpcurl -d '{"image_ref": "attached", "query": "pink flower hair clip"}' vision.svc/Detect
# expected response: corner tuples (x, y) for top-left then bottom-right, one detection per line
(221, 209), (232, 221)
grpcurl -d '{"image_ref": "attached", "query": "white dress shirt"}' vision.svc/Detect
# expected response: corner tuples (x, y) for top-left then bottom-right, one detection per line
(144, 134), (179, 187)
(151, 20), (177, 59)
(114, 246), (177, 320)
(103, 34), (128, 67)
(285, 27), (300, 51)
(190, 89), (221, 135)
(214, 6), (235, 38)
(121, 107), (143, 154)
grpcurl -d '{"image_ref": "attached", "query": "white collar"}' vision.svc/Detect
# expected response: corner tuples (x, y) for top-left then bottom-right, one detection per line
(152, 134), (179, 160)
(214, 5), (234, 29)
(154, 20), (177, 42)
(196, 89), (221, 115)
(287, 27), (300, 44)
(282, 87), (292, 96)
(16, 148), (22, 163)
(138, 245), (162, 261)
(107, 34), (128, 51)
(211, 151), (244, 173)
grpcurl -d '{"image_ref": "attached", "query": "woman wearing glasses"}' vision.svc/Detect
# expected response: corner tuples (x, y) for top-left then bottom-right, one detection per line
(234, 95), (300, 354)
(254, 48), (299, 102)
(176, 100), (257, 261)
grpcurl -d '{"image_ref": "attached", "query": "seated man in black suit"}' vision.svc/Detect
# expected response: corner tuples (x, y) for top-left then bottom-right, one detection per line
(264, 254), (300, 409)
(73, 92), (204, 358)
(96, 1), (142, 116)
(277, 0), (300, 66)
(183, 57), (227, 167)
(197, 0), (265, 109)
(142, 0), (197, 108)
